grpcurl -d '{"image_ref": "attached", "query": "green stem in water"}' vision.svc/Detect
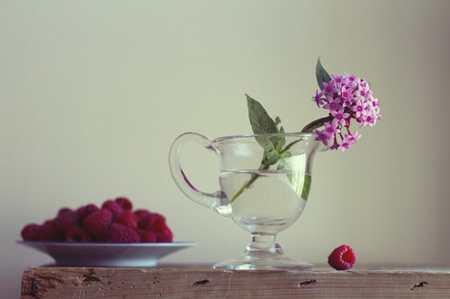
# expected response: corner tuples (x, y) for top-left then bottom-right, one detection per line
(229, 116), (333, 205)
(229, 163), (270, 204)
(228, 136), (302, 205)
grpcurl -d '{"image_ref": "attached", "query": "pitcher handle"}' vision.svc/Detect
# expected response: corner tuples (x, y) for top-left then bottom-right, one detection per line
(168, 132), (232, 217)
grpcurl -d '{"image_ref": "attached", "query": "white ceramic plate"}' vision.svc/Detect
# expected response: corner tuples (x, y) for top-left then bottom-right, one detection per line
(18, 240), (197, 267)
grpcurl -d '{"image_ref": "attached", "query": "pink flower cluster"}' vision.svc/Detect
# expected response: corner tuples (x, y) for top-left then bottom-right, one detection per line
(314, 74), (381, 151)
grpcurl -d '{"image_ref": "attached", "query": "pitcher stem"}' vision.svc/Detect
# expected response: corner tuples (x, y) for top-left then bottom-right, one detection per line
(247, 233), (277, 251)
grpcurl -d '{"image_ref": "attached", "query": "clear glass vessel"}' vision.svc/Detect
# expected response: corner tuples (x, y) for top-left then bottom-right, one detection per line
(169, 132), (325, 270)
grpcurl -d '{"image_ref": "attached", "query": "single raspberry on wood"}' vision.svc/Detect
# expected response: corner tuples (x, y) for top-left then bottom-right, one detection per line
(328, 244), (356, 270)
(107, 223), (141, 243)
(82, 208), (113, 239)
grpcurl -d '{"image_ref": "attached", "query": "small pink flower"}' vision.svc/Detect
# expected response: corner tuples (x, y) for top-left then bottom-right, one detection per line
(349, 99), (366, 118)
(314, 89), (325, 107)
(331, 109), (350, 127)
(322, 80), (339, 96)
(312, 72), (380, 150)
(315, 130), (330, 146)
(323, 96), (343, 111)
(324, 122), (341, 136)
(332, 74), (343, 89)
(340, 85), (354, 102)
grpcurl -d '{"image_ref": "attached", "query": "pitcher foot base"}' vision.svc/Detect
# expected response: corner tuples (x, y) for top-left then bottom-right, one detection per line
(212, 249), (313, 270)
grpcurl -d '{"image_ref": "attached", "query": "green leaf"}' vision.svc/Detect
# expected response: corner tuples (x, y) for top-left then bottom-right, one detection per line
(316, 57), (332, 90)
(276, 123), (286, 151)
(263, 149), (280, 165)
(275, 116), (281, 126)
(246, 94), (280, 153)
(246, 94), (278, 135)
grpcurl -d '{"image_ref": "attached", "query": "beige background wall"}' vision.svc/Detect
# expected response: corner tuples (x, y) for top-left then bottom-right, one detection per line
(2, 0), (450, 297)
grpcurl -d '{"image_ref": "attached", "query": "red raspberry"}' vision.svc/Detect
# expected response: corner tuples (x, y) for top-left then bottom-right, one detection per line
(138, 230), (157, 242)
(82, 208), (113, 239)
(54, 211), (79, 234)
(138, 213), (166, 231)
(76, 204), (99, 223)
(115, 197), (133, 210)
(75, 206), (85, 219)
(328, 244), (356, 270)
(39, 220), (63, 241)
(102, 199), (123, 217)
(107, 223), (141, 243)
(133, 209), (152, 221)
(19, 197), (172, 244)
(65, 226), (93, 242)
(21, 223), (41, 241)
(114, 210), (138, 229)
(57, 207), (73, 216)
(85, 204), (100, 215)
(155, 227), (173, 243)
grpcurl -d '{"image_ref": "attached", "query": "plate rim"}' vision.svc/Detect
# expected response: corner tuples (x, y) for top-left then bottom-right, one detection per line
(17, 240), (198, 247)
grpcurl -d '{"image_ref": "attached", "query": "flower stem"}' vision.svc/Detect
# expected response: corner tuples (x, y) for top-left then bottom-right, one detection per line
(229, 116), (332, 205)
(229, 136), (305, 205)
(301, 115), (333, 132)
(229, 163), (270, 204)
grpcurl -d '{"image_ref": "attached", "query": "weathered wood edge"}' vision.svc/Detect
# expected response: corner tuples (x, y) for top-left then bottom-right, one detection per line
(21, 267), (450, 299)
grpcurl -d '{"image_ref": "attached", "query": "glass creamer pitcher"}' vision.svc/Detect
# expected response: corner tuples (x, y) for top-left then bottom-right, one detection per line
(169, 131), (325, 270)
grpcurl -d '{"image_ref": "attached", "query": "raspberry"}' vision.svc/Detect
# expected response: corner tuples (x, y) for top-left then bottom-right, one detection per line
(102, 199), (123, 217)
(85, 204), (100, 215)
(54, 211), (79, 234)
(328, 244), (356, 270)
(76, 204), (99, 223)
(138, 213), (166, 231)
(57, 207), (73, 216)
(65, 226), (93, 242)
(114, 210), (138, 229)
(133, 209), (152, 221)
(155, 227), (173, 242)
(20, 197), (173, 244)
(39, 220), (63, 241)
(107, 223), (141, 243)
(138, 213), (172, 242)
(138, 230), (157, 242)
(75, 206), (86, 219)
(21, 223), (41, 241)
(82, 208), (113, 239)
(115, 197), (133, 210)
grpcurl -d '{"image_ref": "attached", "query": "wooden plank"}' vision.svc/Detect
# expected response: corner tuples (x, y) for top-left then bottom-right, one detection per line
(21, 267), (450, 299)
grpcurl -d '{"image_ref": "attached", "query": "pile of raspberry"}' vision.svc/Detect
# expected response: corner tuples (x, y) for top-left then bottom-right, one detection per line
(20, 197), (173, 243)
